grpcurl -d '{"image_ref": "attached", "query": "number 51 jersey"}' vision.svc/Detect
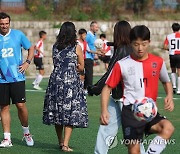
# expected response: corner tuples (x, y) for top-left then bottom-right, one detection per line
(106, 54), (170, 105)
(0, 29), (31, 83)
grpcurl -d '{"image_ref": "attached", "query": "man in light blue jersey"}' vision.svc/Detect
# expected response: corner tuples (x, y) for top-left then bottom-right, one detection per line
(0, 12), (34, 147)
(84, 21), (99, 93)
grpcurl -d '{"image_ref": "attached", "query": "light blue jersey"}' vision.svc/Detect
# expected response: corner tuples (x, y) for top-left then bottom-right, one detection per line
(86, 31), (97, 60)
(0, 29), (31, 83)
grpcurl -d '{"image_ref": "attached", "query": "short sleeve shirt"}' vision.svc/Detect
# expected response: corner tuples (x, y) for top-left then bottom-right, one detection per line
(0, 29), (31, 83)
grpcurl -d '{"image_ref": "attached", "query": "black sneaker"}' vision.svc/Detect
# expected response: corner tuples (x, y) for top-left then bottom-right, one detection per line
(173, 88), (176, 94)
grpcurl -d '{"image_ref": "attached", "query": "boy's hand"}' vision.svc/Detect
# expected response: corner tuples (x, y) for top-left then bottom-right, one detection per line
(164, 96), (174, 111)
(100, 110), (109, 125)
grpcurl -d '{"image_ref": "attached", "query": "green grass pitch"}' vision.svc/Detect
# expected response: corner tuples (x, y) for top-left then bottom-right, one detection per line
(0, 76), (180, 154)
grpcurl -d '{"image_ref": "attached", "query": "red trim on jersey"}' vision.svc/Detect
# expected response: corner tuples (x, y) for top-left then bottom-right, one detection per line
(83, 40), (87, 59)
(174, 50), (180, 54)
(37, 41), (42, 48)
(142, 54), (163, 101)
(102, 43), (111, 53)
(175, 32), (180, 38)
(174, 32), (180, 54)
(78, 39), (87, 59)
(34, 40), (43, 58)
(164, 37), (168, 45)
(106, 62), (121, 88)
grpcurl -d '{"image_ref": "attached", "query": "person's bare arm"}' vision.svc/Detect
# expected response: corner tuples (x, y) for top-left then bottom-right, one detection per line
(76, 44), (84, 72)
(162, 82), (174, 112)
(19, 46), (34, 73)
(100, 84), (112, 125)
(87, 49), (104, 56)
(163, 44), (169, 51)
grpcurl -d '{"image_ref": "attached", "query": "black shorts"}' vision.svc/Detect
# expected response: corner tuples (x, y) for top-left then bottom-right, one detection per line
(169, 55), (180, 68)
(121, 105), (166, 141)
(98, 56), (111, 63)
(34, 57), (44, 70)
(0, 81), (26, 105)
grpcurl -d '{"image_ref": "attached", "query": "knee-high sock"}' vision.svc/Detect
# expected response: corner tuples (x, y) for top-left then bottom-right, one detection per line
(140, 143), (146, 154)
(36, 74), (43, 86)
(32, 74), (38, 85)
(171, 73), (176, 88)
(177, 77), (180, 91)
(146, 136), (166, 154)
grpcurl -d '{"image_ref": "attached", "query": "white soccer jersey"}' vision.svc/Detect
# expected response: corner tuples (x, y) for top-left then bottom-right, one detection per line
(106, 54), (170, 105)
(77, 40), (90, 52)
(34, 39), (44, 58)
(164, 32), (180, 55)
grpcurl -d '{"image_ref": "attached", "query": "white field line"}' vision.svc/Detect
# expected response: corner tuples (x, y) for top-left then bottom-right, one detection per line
(157, 96), (180, 100)
(26, 89), (45, 92)
(25, 89), (180, 100)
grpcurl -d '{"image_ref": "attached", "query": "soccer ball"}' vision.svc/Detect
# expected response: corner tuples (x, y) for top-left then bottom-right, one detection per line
(132, 97), (158, 122)
(94, 39), (104, 49)
(100, 24), (108, 32)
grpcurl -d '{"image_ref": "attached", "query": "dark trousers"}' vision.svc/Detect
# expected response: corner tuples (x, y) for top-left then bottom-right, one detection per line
(84, 58), (93, 89)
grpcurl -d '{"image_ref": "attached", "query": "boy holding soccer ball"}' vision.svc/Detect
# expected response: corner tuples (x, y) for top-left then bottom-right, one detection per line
(100, 25), (174, 154)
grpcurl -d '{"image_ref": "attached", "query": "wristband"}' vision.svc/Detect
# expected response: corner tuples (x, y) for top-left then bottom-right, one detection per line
(26, 59), (31, 64)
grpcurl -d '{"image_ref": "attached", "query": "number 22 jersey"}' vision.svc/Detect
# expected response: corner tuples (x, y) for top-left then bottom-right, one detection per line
(0, 29), (31, 83)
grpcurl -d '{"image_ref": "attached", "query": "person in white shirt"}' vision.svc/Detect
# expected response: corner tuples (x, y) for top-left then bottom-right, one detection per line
(164, 23), (180, 94)
(32, 31), (47, 90)
(99, 34), (112, 70)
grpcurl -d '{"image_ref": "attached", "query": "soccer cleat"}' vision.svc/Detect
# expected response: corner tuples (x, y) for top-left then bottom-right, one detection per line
(0, 139), (13, 148)
(22, 133), (34, 146)
(33, 85), (42, 90)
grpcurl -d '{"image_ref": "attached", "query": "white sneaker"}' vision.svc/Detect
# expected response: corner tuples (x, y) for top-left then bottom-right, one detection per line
(22, 133), (34, 146)
(177, 90), (180, 95)
(0, 139), (13, 148)
(84, 89), (88, 95)
(33, 85), (42, 90)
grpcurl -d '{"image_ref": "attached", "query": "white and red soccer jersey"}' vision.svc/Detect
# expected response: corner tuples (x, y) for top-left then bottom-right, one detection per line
(106, 54), (170, 105)
(164, 32), (180, 55)
(77, 39), (90, 59)
(34, 39), (44, 58)
(102, 40), (111, 56)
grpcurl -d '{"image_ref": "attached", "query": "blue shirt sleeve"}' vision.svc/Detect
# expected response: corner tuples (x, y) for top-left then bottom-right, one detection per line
(20, 31), (31, 50)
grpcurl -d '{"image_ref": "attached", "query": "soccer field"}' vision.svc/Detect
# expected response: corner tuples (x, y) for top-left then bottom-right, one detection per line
(0, 77), (180, 154)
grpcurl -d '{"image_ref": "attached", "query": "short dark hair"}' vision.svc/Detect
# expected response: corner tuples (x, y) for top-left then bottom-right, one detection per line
(0, 12), (11, 22)
(130, 25), (150, 42)
(90, 21), (97, 27)
(78, 28), (87, 35)
(39, 31), (46, 38)
(172, 23), (180, 32)
(100, 34), (106, 38)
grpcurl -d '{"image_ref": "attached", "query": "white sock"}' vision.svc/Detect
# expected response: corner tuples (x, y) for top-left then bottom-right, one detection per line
(33, 74), (38, 85)
(171, 73), (176, 88)
(22, 126), (30, 135)
(35, 74), (43, 86)
(177, 77), (180, 91)
(146, 136), (166, 154)
(140, 143), (146, 154)
(4, 132), (11, 141)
